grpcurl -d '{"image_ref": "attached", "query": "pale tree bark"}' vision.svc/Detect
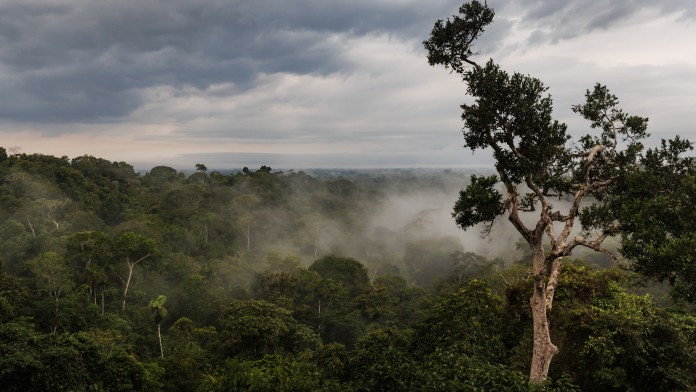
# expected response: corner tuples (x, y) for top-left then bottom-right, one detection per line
(26, 218), (36, 238)
(496, 167), (561, 382)
(40, 198), (70, 230)
(529, 284), (558, 382)
(317, 298), (328, 332)
(233, 194), (259, 254)
(121, 253), (150, 311)
(122, 262), (134, 311)
(52, 287), (62, 335)
(529, 243), (559, 383)
(149, 295), (167, 359)
(526, 204), (614, 381)
(495, 153), (617, 382)
(157, 323), (164, 359)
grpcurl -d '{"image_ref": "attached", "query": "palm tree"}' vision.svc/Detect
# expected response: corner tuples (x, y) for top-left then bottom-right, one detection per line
(149, 295), (168, 359)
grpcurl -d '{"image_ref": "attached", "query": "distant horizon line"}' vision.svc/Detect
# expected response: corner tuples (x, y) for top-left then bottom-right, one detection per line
(133, 164), (497, 173)
(4, 146), (496, 173)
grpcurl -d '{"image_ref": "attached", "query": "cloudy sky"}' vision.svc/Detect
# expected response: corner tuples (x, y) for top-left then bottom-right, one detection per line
(1, 0), (695, 169)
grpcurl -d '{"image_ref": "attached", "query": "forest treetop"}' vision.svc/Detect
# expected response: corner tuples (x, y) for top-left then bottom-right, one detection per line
(424, 0), (696, 383)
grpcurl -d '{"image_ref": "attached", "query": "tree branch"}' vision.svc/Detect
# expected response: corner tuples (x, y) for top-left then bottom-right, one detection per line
(551, 228), (618, 261)
(497, 166), (531, 239)
(525, 176), (553, 241)
(132, 252), (151, 266)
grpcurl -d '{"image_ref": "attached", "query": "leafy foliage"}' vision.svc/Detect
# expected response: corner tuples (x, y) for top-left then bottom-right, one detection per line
(1, 146), (695, 390)
(423, 0), (694, 383)
(412, 280), (504, 360)
(506, 265), (696, 391)
(220, 299), (320, 359)
(453, 175), (504, 233)
(611, 138), (696, 302)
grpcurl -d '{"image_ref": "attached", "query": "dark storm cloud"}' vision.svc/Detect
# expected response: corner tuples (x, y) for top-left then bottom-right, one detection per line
(0, 0), (461, 124)
(2, 0), (692, 130)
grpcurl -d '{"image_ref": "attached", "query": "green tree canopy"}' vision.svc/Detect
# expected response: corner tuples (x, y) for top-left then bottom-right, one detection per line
(309, 255), (369, 298)
(424, 0), (691, 383)
(610, 138), (696, 302)
(220, 299), (320, 359)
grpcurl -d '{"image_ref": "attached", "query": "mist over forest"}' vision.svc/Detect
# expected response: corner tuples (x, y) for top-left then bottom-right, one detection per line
(1, 149), (694, 391)
(3, 0), (696, 388)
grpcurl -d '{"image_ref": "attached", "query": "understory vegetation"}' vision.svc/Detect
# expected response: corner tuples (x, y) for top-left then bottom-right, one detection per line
(1, 151), (695, 391)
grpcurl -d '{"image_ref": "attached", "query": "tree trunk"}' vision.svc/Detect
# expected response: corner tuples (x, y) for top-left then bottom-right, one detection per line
(120, 253), (149, 312)
(122, 261), (134, 311)
(157, 323), (164, 359)
(27, 218), (36, 238)
(528, 243), (558, 383)
(317, 298), (326, 332)
(53, 288), (61, 335)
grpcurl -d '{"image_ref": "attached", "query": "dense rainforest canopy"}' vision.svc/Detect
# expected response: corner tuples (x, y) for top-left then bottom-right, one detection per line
(0, 149), (695, 391)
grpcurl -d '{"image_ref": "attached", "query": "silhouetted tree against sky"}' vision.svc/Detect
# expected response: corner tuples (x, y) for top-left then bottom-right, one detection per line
(424, 0), (693, 383)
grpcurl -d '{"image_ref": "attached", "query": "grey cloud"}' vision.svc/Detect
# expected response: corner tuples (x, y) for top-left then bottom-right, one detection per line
(0, 0), (462, 124)
(3, 0), (689, 127)
(502, 0), (696, 45)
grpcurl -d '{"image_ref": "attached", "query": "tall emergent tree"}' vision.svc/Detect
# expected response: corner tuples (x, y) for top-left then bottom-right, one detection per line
(424, 1), (692, 383)
(114, 232), (156, 311)
(149, 294), (168, 359)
